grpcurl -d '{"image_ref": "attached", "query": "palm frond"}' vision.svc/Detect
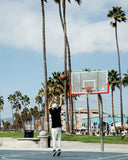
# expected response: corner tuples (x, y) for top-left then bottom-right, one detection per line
(53, 0), (60, 3)
(74, 0), (81, 5)
(110, 21), (116, 28)
(108, 6), (127, 25)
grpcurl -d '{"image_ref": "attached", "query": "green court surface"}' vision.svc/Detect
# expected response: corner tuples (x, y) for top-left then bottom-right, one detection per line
(0, 150), (128, 160)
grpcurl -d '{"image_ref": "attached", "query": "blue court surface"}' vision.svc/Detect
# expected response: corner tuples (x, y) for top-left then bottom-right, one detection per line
(0, 150), (128, 160)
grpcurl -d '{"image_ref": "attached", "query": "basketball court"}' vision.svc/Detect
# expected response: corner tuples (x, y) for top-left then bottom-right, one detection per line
(0, 71), (125, 160)
(0, 150), (128, 160)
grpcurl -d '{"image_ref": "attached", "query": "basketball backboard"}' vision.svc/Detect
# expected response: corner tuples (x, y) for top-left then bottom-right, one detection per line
(70, 70), (109, 95)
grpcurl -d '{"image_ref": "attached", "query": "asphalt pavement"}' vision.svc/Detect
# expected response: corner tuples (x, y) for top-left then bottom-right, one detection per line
(0, 150), (128, 160)
(0, 138), (128, 160)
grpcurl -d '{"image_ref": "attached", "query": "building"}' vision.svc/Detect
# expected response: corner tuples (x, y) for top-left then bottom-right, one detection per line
(60, 107), (108, 131)
(59, 107), (128, 134)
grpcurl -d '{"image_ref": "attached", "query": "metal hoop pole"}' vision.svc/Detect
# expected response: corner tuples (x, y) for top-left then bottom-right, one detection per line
(99, 94), (104, 152)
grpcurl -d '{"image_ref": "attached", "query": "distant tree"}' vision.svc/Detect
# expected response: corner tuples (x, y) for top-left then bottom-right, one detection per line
(2, 121), (11, 131)
(108, 69), (119, 132)
(30, 106), (39, 131)
(38, 86), (46, 130)
(123, 70), (128, 87)
(35, 95), (43, 129)
(8, 94), (15, 123)
(13, 91), (22, 114)
(40, 103), (45, 130)
(35, 95), (42, 112)
(21, 107), (30, 130)
(13, 101), (21, 115)
(13, 113), (22, 131)
(123, 71), (128, 111)
(22, 95), (30, 109)
(0, 96), (4, 128)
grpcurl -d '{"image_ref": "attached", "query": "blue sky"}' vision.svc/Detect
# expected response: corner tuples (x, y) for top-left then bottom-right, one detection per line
(0, 0), (128, 119)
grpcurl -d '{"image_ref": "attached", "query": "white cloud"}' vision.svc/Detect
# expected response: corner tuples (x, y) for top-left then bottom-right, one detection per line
(0, 0), (42, 51)
(67, 19), (128, 55)
(0, 0), (128, 57)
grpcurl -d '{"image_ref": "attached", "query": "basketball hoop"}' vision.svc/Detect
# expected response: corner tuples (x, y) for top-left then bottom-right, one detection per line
(81, 87), (92, 95)
(70, 71), (109, 95)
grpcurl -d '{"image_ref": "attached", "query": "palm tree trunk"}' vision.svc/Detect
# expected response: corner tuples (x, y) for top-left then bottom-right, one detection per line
(68, 44), (73, 133)
(38, 104), (42, 130)
(11, 104), (14, 124)
(58, 1), (73, 133)
(111, 89), (116, 132)
(87, 95), (89, 135)
(68, 93), (73, 133)
(41, 0), (49, 133)
(42, 116), (44, 130)
(63, 0), (70, 134)
(73, 98), (77, 131)
(115, 21), (123, 129)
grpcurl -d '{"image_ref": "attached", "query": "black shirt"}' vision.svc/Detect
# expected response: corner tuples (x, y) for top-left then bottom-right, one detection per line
(49, 107), (61, 128)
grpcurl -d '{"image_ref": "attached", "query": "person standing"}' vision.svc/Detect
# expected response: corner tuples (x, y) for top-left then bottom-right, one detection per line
(49, 94), (63, 157)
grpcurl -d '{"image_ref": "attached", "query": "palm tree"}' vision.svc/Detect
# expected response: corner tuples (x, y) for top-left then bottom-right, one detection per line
(41, 0), (49, 133)
(108, 69), (119, 133)
(39, 86), (45, 98)
(62, 0), (70, 134)
(123, 71), (128, 115)
(35, 95), (43, 129)
(22, 95), (30, 109)
(48, 71), (80, 133)
(21, 107), (29, 130)
(2, 121), (11, 131)
(39, 81), (55, 130)
(15, 91), (22, 100)
(123, 70), (128, 87)
(0, 96), (4, 128)
(48, 71), (72, 132)
(38, 86), (46, 130)
(63, 0), (81, 134)
(13, 101), (21, 115)
(35, 95), (42, 112)
(53, 0), (81, 133)
(48, 72), (64, 96)
(40, 103), (45, 130)
(86, 92), (90, 135)
(14, 91), (22, 114)
(47, 72), (64, 110)
(107, 6), (127, 129)
(21, 107), (32, 130)
(30, 106), (39, 131)
(13, 113), (22, 131)
(8, 94), (15, 123)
